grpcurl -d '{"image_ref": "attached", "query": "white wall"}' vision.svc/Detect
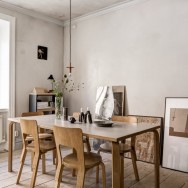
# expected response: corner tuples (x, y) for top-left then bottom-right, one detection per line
(63, 0), (188, 117)
(0, 7), (64, 116)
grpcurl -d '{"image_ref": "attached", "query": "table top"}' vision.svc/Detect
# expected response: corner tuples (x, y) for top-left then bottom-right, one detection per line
(8, 115), (160, 142)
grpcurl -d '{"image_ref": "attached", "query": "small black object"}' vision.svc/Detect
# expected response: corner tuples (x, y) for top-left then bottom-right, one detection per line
(87, 111), (92, 124)
(69, 117), (76, 123)
(84, 113), (87, 123)
(79, 112), (85, 122)
(84, 108), (92, 124)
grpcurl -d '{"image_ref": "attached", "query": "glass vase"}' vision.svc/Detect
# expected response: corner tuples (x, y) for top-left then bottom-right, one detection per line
(55, 96), (63, 119)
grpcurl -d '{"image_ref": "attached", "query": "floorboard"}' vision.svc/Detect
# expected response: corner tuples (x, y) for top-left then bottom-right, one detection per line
(0, 149), (188, 188)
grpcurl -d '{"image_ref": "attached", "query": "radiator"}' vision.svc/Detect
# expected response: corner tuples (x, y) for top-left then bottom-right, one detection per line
(0, 115), (6, 143)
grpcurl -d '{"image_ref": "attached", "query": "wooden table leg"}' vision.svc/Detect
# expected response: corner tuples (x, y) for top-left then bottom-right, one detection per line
(153, 130), (160, 188)
(112, 142), (122, 188)
(8, 121), (14, 172)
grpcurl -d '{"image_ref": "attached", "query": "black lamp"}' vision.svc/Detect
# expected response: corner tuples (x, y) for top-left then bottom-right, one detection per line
(47, 74), (54, 92)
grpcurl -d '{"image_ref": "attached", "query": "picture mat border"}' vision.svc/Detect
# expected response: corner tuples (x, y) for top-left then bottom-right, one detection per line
(162, 97), (188, 172)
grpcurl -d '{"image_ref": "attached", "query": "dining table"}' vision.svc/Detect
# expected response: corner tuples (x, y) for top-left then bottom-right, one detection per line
(8, 114), (160, 188)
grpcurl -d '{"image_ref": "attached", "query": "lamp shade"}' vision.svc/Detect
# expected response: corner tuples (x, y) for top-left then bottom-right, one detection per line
(48, 74), (54, 80)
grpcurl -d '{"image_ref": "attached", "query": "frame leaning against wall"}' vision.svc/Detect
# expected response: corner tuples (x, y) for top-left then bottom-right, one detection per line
(162, 97), (188, 172)
(128, 115), (163, 164)
(112, 86), (125, 116)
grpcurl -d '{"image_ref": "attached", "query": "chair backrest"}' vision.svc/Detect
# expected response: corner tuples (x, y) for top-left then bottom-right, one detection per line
(20, 119), (40, 152)
(112, 115), (137, 123)
(53, 126), (85, 166)
(21, 111), (44, 117)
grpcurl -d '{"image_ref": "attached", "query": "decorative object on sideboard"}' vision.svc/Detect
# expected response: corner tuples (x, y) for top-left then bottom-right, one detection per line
(33, 87), (48, 94)
(38, 46), (48, 60)
(162, 97), (188, 172)
(47, 74), (55, 92)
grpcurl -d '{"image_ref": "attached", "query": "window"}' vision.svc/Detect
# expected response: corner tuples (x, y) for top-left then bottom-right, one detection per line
(0, 19), (9, 109)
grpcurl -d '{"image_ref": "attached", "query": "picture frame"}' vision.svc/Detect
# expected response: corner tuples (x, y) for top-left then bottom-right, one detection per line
(38, 46), (48, 60)
(112, 86), (125, 116)
(95, 85), (125, 120)
(162, 97), (188, 172)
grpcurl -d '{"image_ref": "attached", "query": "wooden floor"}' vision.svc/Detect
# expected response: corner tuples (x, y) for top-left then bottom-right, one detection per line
(0, 149), (188, 188)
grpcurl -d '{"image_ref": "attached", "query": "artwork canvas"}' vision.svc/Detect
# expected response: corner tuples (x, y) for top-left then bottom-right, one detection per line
(95, 86), (125, 120)
(38, 46), (48, 60)
(112, 86), (125, 116)
(169, 108), (188, 138)
(162, 98), (188, 172)
(95, 86), (114, 120)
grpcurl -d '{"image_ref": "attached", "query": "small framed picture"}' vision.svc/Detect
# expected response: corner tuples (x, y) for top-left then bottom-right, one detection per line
(38, 46), (47, 60)
(162, 97), (188, 172)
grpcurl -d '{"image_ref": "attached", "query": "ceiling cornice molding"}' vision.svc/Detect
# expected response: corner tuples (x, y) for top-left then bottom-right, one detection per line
(64, 0), (148, 26)
(0, 1), (64, 26)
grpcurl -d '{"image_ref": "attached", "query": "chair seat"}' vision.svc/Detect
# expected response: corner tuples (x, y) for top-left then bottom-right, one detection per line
(26, 133), (53, 141)
(99, 142), (132, 153)
(63, 152), (102, 169)
(27, 140), (56, 153)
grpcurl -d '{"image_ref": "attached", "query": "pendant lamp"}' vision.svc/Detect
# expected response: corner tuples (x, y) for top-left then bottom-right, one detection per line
(66, 0), (74, 75)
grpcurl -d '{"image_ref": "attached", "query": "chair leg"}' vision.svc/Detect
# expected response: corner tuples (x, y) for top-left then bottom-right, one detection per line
(96, 149), (101, 183)
(85, 137), (91, 152)
(55, 163), (63, 188)
(42, 154), (46, 174)
(100, 162), (106, 188)
(16, 149), (27, 184)
(72, 169), (77, 177)
(131, 149), (139, 181)
(31, 152), (34, 171)
(53, 149), (56, 165)
(76, 169), (85, 188)
(72, 148), (77, 177)
(30, 153), (40, 188)
(120, 155), (124, 188)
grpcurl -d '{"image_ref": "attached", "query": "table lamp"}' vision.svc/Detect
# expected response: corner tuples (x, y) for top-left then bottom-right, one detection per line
(47, 74), (54, 92)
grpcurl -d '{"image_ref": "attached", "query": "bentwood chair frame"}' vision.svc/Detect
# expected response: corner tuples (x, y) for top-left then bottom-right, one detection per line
(96, 115), (139, 184)
(21, 111), (56, 167)
(53, 126), (106, 188)
(16, 119), (56, 188)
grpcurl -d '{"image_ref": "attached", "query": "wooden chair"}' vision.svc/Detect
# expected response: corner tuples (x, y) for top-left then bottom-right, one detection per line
(73, 112), (91, 152)
(96, 115), (139, 184)
(16, 119), (56, 188)
(53, 126), (106, 188)
(21, 112), (57, 166)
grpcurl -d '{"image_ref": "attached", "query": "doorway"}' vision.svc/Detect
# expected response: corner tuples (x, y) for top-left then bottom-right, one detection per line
(0, 13), (15, 151)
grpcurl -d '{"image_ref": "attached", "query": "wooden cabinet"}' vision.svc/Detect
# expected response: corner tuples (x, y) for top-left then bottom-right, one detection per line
(29, 93), (55, 113)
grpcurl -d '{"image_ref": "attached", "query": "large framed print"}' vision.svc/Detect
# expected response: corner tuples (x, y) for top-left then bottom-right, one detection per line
(162, 97), (188, 172)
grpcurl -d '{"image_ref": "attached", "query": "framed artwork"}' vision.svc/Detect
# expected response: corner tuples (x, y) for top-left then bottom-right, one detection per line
(94, 85), (125, 150)
(112, 86), (125, 116)
(95, 85), (125, 120)
(38, 46), (48, 60)
(162, 97), (188, 172)
(126, 115), (163, 164)
(95, 86), (114, 120)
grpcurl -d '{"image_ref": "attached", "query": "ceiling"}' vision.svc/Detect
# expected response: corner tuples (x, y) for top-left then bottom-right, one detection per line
(0, 0), (132, 21)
